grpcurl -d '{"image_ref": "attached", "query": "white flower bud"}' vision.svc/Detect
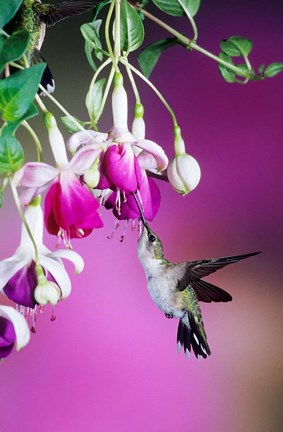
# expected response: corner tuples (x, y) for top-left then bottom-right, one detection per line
(44, 112), (69, 168)
(34, 281), (61, 306)
(167, 153), (201, 195)
(112, 73), (128, 130)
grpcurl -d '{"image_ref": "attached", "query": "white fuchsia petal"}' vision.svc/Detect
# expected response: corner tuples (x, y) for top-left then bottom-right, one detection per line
(67, 130), (107, 153)
(137, 151), (158, 170)
(112, 79), (128, 130)
(136, 139), (169, 171)
(51, 249), (84, 275)
(69, 145), (102, 174)
(0, 254), (30, 291)
(13, 163), (59, 188)
(109, 127), (136, 143)
(0, 305), (30, 351)
(39, 255), (72, 300)
(20, 204), (44, 246)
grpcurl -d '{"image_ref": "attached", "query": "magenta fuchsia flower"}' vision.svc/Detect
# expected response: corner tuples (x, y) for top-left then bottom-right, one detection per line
(14, 113), (103, 243)
(0, 305), (30, 359)
(0, 203), (84, 309)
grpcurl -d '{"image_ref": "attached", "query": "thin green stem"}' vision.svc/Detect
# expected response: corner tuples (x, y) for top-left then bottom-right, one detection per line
(177, 0), (198, 41)
(89, 57), (112, 94)
(10, 181), (39, 264)
(123, 59), (141, 103)
(120, 58), (177, 126)
(114, 0), (121, 64)
(139, 8), (250, 79)
(105, 0), (116, 64)
(22, 121), (43, 162)
(94, 66), (115, 123)
(35, 94), (48, 113)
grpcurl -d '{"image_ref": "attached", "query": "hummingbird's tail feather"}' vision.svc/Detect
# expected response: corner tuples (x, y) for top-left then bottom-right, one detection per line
(177, 314), (211, 359)
(32, 49), (55, 95)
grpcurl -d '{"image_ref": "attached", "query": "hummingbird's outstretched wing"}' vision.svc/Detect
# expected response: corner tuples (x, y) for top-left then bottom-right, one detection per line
(36, 1), (97, 27)
(177, 251), (261, 292)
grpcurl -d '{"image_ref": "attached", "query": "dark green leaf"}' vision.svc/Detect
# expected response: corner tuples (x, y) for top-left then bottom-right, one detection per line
(220, 36), (253, 58)
(152, 0), (183, 15)
(120, 0), (144, 54)
(138, 37), (179, 77)
(0, 63), (45, 122)
(218, 52), (236, 83)
(0, 126), (24, 174)
(61, 116), (85, 134)
(86, 78), (106, 122)
(177, 0), (201, 17)
(93, 0), (111, 20)
(264, 62), (283, 78)
(84, 41), (97, 71)
(0, 29), (30, 72)
(0, 0), (23, 30)
(258, 64), (265, 76)
(81, 21), (103, 63)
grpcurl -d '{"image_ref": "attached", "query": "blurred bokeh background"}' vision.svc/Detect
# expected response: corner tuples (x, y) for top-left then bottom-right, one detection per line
(1, 0), (283, 431)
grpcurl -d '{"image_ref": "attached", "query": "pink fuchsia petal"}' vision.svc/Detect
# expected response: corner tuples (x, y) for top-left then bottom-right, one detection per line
(137, 151), (158, 171)
(44, 170), (103, 240)
(0, 305), (30, 351)
(136, 139), (168, 172)
(0, 315), (16, 358)
(109, 127), (136, 144)
(69, 145), (102, 175)
(67, 130), (107, 153)
(101, 143), (138, 192)
(13, 163), (59, 188)
(19, 185), (48, 206)
(2, 261), (37, 308)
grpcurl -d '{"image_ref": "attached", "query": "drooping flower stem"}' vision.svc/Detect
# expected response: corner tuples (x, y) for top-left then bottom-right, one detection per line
(123, 58), (141, 104)
(10, 181), (39, 264)
(22, 121), (42, 162)
(94, 66), (116, 124)
(114, 0), (121, 67)
(177, 0), (198, 41)
(105, 0), (116, 66)
(120, 59), (178, 126)
(138, 7), (250, 79)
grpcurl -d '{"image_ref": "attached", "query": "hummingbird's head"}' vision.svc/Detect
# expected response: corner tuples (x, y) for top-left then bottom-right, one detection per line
(137, 224), (164, 263)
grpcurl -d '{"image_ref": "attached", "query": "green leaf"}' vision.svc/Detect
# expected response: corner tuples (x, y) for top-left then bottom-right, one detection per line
(138, 37), (179, 78)
(177, 0), (201, 17)
(6, 103), (38, 134)
(264, 62), (283, 78)
(258, 64), (265, 76)
(86, 78), (106, 123)
(81, 21), (103, 62)
(218, 52), (236, 83)
(220, 36), (253, 58)
(61, 116), (85, 134)
(0, 63), (45, 122)
(152, 0), (183, 15)
(120, 0), (144, 54)
(84, 41), (97, 71)
(0, 0), (23, 30)
(0, 29), (30, 72)
(0, 126), (24, 174)
(92, 0), (111, 20)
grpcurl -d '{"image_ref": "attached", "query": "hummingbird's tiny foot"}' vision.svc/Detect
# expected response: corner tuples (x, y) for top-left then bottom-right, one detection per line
(165, 313), (174, 319)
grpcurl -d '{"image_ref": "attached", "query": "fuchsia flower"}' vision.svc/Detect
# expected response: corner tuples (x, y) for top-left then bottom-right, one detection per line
(14, 113), (103, 243)
(0, 202), (84, 309)
(0, 305), (30, 359)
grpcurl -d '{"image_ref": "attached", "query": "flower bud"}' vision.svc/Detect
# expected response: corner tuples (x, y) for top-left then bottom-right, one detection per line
(112, 72), (128, 130)
(44, 112), (68, 168)
(34, 281), (61, 306)
(132, 103), (145, 141)
(84, 159), (100, 188)
(167, 153), (201, 195)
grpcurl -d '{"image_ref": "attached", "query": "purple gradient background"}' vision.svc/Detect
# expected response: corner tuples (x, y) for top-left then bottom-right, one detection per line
(1, 1), (283, 431)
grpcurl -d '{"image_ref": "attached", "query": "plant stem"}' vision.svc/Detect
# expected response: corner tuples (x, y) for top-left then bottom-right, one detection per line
(22, 121), (43, 162)
(10, 181), (39, 264)
(120, 58), (177, 126)
(177, 0), (198, 41)
(105, 0), (116, 65)
(123, 58), (141, 103)
(94, 66), (115, 123)
(139, 8), (250, 79)
(114, 0), (121, 65)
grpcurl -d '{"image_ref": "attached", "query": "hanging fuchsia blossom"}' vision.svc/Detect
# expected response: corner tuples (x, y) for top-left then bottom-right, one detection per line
(0, 305), (30, 359)
(0, 202), (84, 309)
(14, 113), (103, 244)
(67, 75), (169, 222)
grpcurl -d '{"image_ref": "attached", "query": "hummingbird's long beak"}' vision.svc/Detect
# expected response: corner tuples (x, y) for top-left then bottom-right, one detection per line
(132, 192), (151, 233)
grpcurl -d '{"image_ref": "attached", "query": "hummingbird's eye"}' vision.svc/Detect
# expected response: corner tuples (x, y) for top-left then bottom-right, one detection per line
(148, 234), (156, 243)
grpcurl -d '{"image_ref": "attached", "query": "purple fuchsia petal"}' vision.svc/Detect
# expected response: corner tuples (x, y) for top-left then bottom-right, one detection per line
(3, 261), (37, 308)
(101, 143), (138, 192)
(44, 170), (103, 239)
(0, 316), (16, 359)
(105, 172), (161, 221)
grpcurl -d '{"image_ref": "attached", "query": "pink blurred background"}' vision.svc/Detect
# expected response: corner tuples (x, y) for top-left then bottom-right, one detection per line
(1, 0), (283, 431)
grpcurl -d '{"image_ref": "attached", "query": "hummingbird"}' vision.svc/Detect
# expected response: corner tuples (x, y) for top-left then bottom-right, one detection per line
(5, 0), (98, 93)
(136, 211), (260, 359)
